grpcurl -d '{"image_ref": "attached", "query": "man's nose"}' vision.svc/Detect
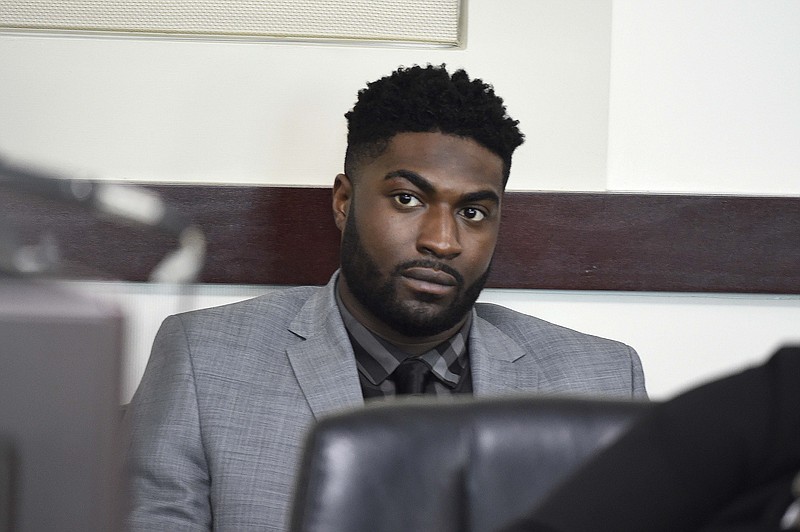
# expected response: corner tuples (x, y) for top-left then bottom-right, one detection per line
(416, 206), (462, 260)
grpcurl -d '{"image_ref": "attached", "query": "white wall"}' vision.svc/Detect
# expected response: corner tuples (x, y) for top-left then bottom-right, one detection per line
(0, 0), (615, 191)
(608, 1), (800, 194)
(2, 0), (799, 402)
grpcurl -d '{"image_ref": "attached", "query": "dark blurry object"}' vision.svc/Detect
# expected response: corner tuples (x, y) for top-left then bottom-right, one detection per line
(501, 346), (800, 532)
(290, 396), (652, 532)
(0, 154), (205, 282)
(0, 436), (12, 532)
(0, 281), (125, 531)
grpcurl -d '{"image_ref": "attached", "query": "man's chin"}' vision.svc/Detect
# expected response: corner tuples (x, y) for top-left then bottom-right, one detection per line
(396, 293), (454, 315)
(387, 302), (464, 337)
(406, 291), (449, 305)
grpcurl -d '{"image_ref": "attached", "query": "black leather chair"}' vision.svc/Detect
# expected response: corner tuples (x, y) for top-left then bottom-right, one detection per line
(290, 395), (653, 532)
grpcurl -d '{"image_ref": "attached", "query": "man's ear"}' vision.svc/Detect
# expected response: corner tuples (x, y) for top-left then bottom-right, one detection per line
(332, 173), (352, 232)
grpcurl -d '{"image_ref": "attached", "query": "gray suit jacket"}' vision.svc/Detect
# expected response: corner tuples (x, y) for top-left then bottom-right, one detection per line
(126, 273), (646, 531)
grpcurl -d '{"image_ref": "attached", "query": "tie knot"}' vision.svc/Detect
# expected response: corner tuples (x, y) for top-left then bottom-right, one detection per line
(392, 358), (431, 395)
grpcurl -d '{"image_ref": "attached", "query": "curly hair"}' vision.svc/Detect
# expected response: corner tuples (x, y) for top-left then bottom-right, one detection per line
(344, 64), (525, 187)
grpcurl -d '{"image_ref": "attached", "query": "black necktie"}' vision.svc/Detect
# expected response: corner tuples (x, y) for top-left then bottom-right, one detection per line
(392, 358), (431, 395)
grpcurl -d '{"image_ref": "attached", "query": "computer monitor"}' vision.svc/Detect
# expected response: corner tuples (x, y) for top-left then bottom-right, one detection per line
(0, 281), (124, 531)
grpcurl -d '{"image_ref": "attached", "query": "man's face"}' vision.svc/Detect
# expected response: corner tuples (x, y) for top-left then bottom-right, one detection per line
(333, 131), (505, 340)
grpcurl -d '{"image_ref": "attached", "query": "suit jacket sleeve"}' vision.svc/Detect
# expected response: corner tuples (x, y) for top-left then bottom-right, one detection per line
(126, 315), (212, 531)
(630, 345), (647, 398)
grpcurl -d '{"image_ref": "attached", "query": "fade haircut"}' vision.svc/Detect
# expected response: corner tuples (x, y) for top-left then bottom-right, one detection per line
(344, 64), (525, 187)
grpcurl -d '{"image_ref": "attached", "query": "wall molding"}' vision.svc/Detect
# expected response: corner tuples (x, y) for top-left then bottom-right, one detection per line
(4, 185), (799, 294)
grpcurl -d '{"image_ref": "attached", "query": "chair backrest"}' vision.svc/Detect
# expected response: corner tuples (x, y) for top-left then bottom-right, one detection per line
(290, 395), (653, 532)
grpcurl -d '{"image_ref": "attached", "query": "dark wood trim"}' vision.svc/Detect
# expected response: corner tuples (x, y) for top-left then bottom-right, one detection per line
(3, 185), (799, 294)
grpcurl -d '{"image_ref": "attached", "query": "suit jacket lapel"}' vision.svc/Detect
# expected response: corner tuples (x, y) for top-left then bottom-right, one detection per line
(470, 311), (539, 396)
(286, 276), (364, 419)
(285, 277), (542, 414)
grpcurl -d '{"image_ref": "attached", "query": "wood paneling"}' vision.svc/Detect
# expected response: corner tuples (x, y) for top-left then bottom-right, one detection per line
(3, 185), (799, 293)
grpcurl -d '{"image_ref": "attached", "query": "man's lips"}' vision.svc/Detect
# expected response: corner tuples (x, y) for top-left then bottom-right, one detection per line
(401, 267), (458, 287)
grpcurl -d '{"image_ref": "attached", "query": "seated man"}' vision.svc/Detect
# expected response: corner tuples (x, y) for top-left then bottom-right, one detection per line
(502, 346), (800, 532)
(125, 64), (647, 531)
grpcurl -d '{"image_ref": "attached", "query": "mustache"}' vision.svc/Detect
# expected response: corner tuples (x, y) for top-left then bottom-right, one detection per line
(393, 259), (464, 287)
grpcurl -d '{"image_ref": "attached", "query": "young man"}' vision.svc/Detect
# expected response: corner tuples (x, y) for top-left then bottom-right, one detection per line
(126, 64), (646, 531)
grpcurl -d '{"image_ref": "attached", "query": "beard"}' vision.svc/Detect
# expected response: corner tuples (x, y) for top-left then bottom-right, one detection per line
(339, 206), (490, 337)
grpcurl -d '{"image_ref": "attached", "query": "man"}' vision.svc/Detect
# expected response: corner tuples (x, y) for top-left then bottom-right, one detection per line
(126, 64), (646, 531)
(500, 346), (800, 532)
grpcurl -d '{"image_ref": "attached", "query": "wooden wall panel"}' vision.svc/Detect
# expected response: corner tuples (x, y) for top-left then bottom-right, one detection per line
(2, 185), (799, 294)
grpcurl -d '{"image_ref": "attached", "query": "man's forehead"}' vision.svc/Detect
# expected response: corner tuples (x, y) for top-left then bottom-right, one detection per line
(366, 132), (505, 192)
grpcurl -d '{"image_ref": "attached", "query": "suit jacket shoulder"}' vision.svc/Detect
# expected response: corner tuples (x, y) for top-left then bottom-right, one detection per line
(474, 302), (646, 398)
(178, 284), (317, 332)
(127, 282), (362, 532)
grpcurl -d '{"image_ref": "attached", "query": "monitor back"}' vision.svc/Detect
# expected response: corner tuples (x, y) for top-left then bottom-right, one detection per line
(0, 281), (124, 531)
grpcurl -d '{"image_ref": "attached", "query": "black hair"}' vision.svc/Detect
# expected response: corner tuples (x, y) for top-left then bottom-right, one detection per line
(344, 64), (525, 186)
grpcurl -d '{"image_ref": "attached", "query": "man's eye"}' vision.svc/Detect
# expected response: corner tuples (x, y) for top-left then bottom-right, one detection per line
(394, 194), (422, 207)
(460, 207), (486, 221)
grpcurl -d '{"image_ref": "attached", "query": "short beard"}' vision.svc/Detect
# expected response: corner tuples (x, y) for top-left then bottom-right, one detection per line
(339, 205), (490, 337)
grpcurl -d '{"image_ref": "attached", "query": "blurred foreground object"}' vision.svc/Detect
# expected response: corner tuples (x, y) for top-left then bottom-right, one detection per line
(290, 396), (652, 532)
(0, 281), (125, 531)
(500, 346), (800, 532)
(0, 155), (205, 283)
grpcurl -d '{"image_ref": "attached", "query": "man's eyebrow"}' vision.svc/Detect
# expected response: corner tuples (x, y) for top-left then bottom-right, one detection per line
(462, 190), (500, 205)
(384, 169), (434, 194)
(384, 169), (500, 205)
